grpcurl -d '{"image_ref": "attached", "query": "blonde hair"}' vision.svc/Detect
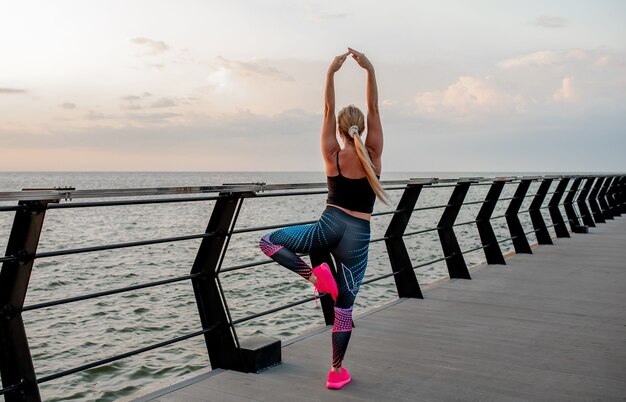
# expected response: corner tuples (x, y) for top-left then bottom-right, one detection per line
(337, 105), (390, 205)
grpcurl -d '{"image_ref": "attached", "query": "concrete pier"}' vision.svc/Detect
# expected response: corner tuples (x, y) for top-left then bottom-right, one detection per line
(138, 218), (626, 401)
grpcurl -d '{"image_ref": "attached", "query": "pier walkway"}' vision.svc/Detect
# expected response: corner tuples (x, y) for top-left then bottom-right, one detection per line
(139, 217), (626, 401)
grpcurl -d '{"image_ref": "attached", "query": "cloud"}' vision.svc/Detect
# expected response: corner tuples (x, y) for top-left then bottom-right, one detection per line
(414, 76), (525, 118)
(130, 37), (170, 55)
(534, 16), (567, 28)
(119, 95), (186, 110)
(120, 103), (143, 110)
(60, 102), (76, 109)
(120, 93), (154, 110)
(124, 112), (180, 123)
(213, 56), (294, 82)
(497, 49), (586, 69)
(150, 97), (177, 108)
(86, 110), (113, 120)
(122, 95), (142, 101)
(0, 88), (27, 94)
(552, 76), (577, 102)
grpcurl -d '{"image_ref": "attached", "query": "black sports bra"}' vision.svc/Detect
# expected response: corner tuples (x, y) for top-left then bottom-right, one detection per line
(326, 151), (378, 213)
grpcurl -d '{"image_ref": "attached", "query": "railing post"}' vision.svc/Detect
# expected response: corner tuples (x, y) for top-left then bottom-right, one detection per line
(588, 177), (606, 224)
(1, 199), (57, 402)
(437, 180), (472, 279)
(620, 176), (626, 214)
(476, 179), (506, 265)
(563, 177), (587, 233)
(310, 250), (339, 324)
(548, 178), (570, 238)
(606, 176), (621, 217)
(577, 177), (596, 227)
(529, 178), (553, 245)
(384, 183), (425, 298)
(190, 192), (247, 371)
(505, 179), (533, 254)
(615, 176), (626, 214)
(598, 177), (613, 221)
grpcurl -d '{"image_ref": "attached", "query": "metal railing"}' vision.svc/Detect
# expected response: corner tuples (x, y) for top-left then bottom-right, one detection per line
(0, 174), (624, 401)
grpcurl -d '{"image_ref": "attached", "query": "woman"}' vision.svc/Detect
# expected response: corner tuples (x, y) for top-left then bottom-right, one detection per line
(259, 47), (388, 389)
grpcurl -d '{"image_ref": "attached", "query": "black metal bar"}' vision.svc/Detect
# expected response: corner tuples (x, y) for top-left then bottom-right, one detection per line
(0, 255), (18, 264)
(505, 179), (533, 254)
(403, 227), (438, 237)
(360, 255), (452, 286)
(0, 381), (23, 397)
(529, 179), (554, 245)
(461, 244), (488, 255)
(0, 200), (56, 402)
(22, 273), (199, 312)
(453, 220), (477, 227)
(577, 177), (596, 227)
(190, 192), (249, 371)
(476, 180), (506, 264)
(461, 200), (485, 206)
(563, 178), (587, 233)
(548, 178), (570, 238)
(598, 177), (613, 220)
(361, 254), (455, 285)
(36, 327), (215, 384)
(231, 209), (402, 236)
(254, 190), (328, 198)
(360, 271), (396, 285)
(371, 209), (404, 217)
(46, 195), (221, 209)
(33, 232), (215, 260)
(412, 255), (454, 270)
(0, 205), (25, 213)
(221, 259), (274, 273)
(232, 295), (316, 325)
(588, 177), (606, 224)
(413, 204), (448, 212)
(232, 219), (317, 235)
(437, 181), (472, 279)
(384, 183), (424, 298)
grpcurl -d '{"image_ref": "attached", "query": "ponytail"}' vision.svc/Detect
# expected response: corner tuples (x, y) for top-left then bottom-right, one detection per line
(348, 126), (390, 205)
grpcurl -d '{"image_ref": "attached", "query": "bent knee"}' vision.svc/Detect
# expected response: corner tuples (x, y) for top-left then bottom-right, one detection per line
(259, 233), (283, 257)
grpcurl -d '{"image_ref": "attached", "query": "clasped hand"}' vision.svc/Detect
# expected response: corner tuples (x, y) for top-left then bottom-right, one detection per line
(328, 47), (373, 74)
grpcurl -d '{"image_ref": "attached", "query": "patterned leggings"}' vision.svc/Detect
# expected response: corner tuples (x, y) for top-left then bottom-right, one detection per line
(259, 206), (371, 368)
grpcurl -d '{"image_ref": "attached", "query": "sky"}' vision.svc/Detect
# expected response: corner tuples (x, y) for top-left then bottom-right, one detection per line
(1, 0), (625, 172)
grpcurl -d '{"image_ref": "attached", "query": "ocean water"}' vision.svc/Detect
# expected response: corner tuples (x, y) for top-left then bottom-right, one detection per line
(0, 171), (565, 401)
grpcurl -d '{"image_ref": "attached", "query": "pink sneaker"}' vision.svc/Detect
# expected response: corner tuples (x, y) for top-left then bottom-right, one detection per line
(312, 262), (338, 301)
(326, 367), (351, 389)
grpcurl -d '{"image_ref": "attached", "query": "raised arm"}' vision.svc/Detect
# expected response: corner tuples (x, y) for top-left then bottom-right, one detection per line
(322, 52), (349, 163)
(348, 48), (383, 161)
